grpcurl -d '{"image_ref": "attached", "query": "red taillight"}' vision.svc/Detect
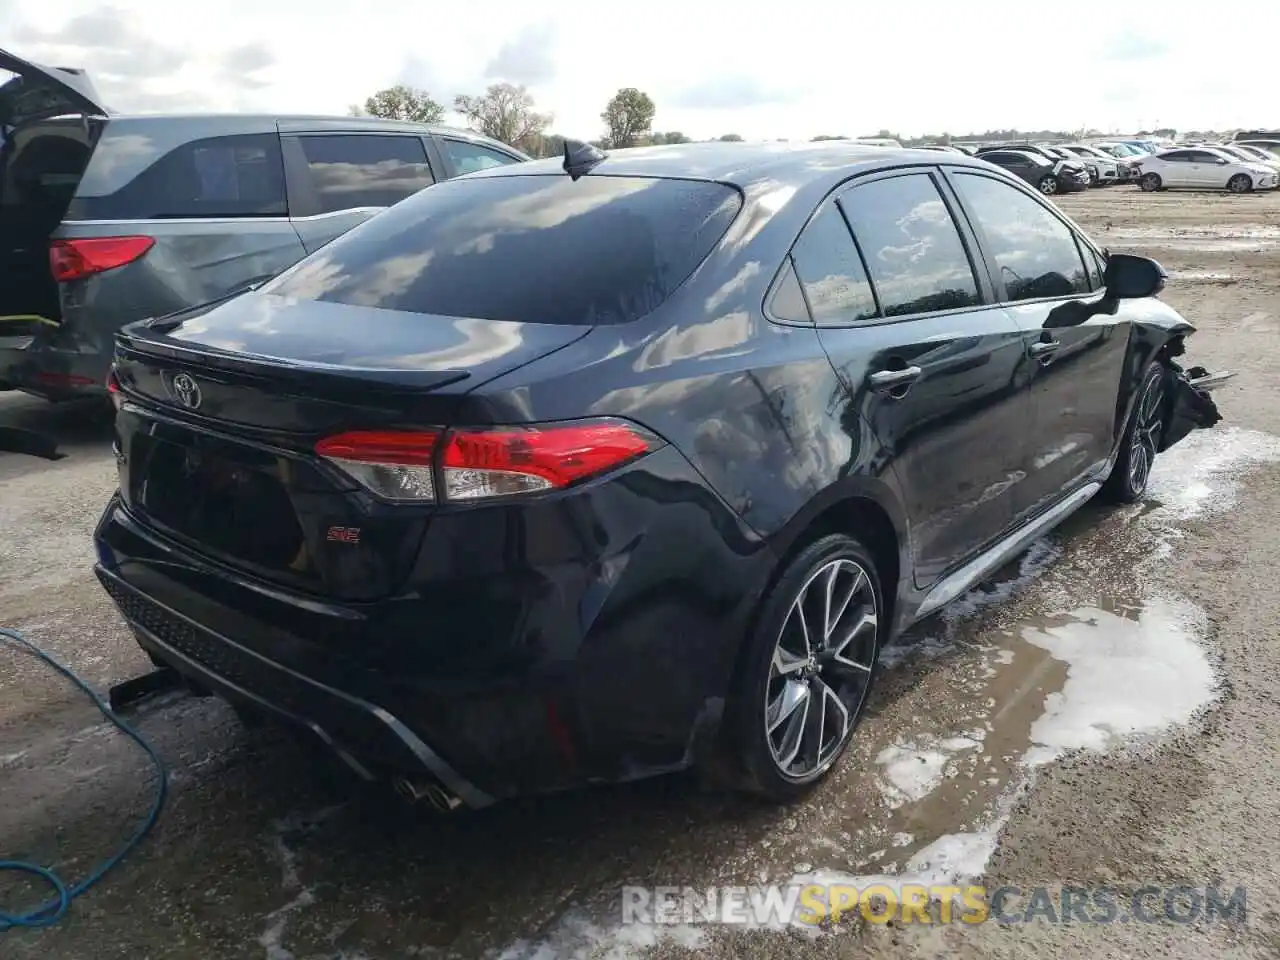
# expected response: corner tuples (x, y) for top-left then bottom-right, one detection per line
(314, 419), (660, 503)
(49, 236), (155, 283)
(106, 366), (122, 409)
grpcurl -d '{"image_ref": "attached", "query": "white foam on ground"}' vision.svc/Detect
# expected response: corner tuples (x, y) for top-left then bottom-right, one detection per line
(1022, 597), (1216, 764)
(875, 744), (951, 807)
(1146, 426), (1280, 521)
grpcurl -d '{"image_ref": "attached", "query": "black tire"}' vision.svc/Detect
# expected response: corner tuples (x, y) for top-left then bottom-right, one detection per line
(727, 533), (883, 802)
(1038, 175), (1059, 195)
(1140, 172), (1162, 192)
(1102, 362), (1167, 504)
(1227, 173), (1252, 193)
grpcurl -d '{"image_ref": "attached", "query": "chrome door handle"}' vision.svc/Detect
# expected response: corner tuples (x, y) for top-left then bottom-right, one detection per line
(1028, 339), (1061, 358)
(868, 365), (923, 390)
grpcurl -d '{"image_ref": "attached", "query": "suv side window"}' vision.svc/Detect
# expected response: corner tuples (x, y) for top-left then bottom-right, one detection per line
(67, 133), (286, 220)
(298, 135), (435, 214)
(951, 172), (1090, 301)
(788, 204), (877, 326)
(839, 173), (981, 317)
(441, 138), (520, 175)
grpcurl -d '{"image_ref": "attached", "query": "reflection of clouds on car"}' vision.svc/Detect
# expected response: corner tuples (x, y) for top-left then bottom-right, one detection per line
(309, 159), (435, 204)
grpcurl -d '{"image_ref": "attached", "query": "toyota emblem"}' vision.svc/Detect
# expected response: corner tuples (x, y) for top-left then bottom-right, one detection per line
(170, 373), (202, 410)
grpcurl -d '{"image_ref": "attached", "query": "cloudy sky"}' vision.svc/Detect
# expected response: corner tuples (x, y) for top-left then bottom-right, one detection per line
(3, 0), (1272, 140)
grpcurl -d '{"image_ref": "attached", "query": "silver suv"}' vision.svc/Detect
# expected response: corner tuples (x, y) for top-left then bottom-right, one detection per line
(0, 48), (528, 402)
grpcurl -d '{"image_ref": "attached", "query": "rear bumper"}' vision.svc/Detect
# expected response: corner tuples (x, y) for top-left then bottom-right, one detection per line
(0, 331), (109, 401)
(96, 564), (495, 807)
(93, 446), (773, 802)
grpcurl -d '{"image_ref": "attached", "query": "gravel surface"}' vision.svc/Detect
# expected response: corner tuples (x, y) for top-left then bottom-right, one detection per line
(2, 187), (1279, 960)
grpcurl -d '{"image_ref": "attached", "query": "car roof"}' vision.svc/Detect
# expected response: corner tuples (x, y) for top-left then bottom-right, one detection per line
(461, 140), (1000, 193)
(95, 112), (516, 148)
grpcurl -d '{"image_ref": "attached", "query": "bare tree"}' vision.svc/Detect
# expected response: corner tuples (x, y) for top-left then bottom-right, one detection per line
(453, 83), (552, 151)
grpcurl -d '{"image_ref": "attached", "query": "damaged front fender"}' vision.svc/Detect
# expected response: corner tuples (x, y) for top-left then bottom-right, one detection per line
(1159, 360), (1232, 452)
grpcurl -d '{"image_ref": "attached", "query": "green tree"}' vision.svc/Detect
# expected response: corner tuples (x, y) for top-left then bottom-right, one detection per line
(453, 83), (553, 152)
(351, 85), (445, 124)
(718, 133), (744, 142)
(650, 131), (691, 145)
(602, 87), (656, 149)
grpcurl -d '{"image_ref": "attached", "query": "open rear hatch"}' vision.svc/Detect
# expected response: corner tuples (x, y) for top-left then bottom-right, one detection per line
(112, 291), (592, 601)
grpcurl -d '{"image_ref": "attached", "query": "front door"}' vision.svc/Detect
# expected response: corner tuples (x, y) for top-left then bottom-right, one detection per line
(802, 169), (1030, 587)
(944, 168), (1130, 525)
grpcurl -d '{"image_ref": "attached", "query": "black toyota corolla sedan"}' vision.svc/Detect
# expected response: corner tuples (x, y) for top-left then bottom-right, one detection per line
(94, 140), (1225, 810)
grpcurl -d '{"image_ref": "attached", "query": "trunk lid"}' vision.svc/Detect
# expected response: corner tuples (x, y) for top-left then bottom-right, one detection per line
(0, 48), (110, 126)
(112, 292), (592, 600)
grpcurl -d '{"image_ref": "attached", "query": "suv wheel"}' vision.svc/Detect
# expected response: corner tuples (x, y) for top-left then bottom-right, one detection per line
(1038, 175), (1059, 195)
(728, 534), (883, 801)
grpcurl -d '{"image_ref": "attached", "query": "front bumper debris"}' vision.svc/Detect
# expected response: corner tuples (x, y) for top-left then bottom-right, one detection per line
(1159, 362), (1232, 452)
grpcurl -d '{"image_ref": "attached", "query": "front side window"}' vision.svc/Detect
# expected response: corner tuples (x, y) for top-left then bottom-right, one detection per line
(951, 172), (1089, 302)
(839, 173), (981, 317)
(299, 135), (435, 214)
(788, 205), (877, 326)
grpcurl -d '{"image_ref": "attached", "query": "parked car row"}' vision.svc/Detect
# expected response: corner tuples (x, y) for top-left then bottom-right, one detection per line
(1, 48), (528, 403)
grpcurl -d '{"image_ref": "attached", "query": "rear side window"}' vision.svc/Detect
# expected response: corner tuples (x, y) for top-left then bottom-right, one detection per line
(839, 173), (981, 317)
(442, 138), (520, 175)
(298, 135), (435, 214)
(68, 133), (286, 219)
(951, 173), (1089, 301)
(788, 205), (877, 326)
(261, 174), (742, 324)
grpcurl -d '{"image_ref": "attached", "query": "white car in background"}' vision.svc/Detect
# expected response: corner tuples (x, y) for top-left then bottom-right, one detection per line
(1237, 139), (1280, 160)
(1205, 143), (1280, 186)
(1051, 144), (1123, 184)
(1136, 146), (1276, 193)
(1092, 141), (1150, 161)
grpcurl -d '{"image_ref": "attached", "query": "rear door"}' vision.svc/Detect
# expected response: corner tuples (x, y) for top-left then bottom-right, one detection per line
(944, 167), (1128, 526)
(282, 131), (438, 253)
(806, 168), (1030, 587)
(1155, 150), (1192, 187)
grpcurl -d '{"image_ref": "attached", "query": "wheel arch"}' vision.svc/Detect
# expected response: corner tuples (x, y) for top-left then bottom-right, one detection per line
(764, 479), (908, 635)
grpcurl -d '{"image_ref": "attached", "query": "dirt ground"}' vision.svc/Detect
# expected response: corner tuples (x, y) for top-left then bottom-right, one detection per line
(2, 187), (1279, 960)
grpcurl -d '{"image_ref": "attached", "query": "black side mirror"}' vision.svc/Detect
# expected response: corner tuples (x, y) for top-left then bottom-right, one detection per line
(1104, 253), (1166, 299)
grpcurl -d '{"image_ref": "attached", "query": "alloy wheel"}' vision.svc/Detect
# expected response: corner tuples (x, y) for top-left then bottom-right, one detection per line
(765, 558), (877, 780)
(1039, 177), (1059, 195)
(1228, 174), (1251, 194)
(1128, 371), (1165, 491)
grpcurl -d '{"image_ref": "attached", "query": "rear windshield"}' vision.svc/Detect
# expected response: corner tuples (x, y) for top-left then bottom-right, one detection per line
(261, 173), (742, 325)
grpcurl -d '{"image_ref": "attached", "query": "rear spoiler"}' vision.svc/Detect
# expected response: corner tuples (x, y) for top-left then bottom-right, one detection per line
(114, 329), (471, 395)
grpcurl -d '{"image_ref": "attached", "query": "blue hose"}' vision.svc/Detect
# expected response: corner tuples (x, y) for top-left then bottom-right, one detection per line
(0, 626), (168, 932)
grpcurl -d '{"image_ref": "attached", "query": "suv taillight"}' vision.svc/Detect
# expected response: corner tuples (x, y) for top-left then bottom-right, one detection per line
(314, 419), (661, 503)
(50, 237), (155, 283)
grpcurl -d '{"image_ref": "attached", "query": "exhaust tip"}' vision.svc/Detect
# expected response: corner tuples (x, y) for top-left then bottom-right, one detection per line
(393, 777), (462, 813)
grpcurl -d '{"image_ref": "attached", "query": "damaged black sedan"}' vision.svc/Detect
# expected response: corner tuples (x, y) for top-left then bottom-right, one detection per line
(93, 141), (1226, 809)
